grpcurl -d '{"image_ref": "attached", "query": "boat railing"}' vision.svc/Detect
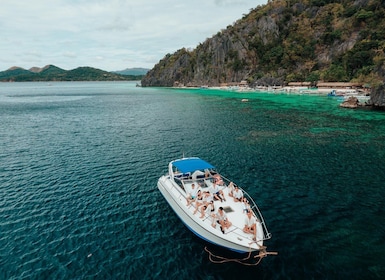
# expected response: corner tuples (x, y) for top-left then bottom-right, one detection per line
(244, 191), (272, 240)
(220, 175), (272, 241)
(173, 174), (271, 241)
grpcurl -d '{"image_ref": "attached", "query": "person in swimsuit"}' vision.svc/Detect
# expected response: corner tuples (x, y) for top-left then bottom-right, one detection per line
(199, 200), (215, 219)
(209, 182), (226, 202)
(241, 197), (251, 213)
(227, 182), (235, 197)
(213, 174), (224, 186)
(194, 191), (211, 215)
(216, 207), (232, 234)
(186, 183), (200, 206)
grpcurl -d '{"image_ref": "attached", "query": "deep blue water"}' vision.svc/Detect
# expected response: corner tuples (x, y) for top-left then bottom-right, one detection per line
(1, 81), (385, 279)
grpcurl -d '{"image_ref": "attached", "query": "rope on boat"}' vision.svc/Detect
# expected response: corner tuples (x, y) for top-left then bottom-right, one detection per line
(204, 244), (278, 266)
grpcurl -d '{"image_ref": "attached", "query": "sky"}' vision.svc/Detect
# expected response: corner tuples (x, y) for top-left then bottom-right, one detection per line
(0, 0), (267, 72)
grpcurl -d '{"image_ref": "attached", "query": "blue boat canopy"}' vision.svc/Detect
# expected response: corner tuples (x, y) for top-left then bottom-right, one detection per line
(172, 158), (214, 173)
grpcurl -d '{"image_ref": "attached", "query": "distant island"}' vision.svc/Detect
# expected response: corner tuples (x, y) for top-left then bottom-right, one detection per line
(0, 65), (149, 82)
(113, 68), (149, 76)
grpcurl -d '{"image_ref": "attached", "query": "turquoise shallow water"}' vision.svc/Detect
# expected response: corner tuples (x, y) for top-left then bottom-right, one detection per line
(1, 82), (385, 279)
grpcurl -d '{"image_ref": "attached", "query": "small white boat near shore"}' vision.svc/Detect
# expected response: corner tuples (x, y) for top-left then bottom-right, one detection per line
(157, 157), (272, 258)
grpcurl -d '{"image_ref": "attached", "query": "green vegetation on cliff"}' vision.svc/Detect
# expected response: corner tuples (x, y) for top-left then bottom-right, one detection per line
(0, 65), (142, 82)
(142, 0), (385, 87)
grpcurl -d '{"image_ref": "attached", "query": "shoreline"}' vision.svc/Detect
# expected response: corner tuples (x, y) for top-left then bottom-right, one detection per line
(175, 84), (370, 96)
(173, 85), (371, 108)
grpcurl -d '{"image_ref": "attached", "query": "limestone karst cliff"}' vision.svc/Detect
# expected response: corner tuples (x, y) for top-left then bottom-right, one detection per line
(142, 0), (385, 94)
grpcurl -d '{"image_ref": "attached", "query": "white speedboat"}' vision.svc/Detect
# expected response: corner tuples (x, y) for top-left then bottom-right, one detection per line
(157, 157), (272, 254)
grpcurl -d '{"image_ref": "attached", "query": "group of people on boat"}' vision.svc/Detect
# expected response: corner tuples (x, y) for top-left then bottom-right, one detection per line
(185, 174), (258, 240)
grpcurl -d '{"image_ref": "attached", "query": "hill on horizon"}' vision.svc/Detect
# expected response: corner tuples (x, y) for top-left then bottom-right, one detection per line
(113, 68), (149, 76)
(0, 65), (144, 82)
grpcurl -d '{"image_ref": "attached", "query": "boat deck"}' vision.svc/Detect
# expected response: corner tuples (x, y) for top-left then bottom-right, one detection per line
(180, 177), (266, 250)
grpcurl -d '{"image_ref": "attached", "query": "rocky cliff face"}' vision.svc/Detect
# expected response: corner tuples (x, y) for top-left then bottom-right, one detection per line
(369, 84), (385, 107)
(368, 57), (385, 108)
(142, 0), (385, 106)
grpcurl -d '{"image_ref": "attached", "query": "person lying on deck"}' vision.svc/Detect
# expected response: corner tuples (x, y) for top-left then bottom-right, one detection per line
(212, 174), (224, 186)
(191, 170), (205, 180)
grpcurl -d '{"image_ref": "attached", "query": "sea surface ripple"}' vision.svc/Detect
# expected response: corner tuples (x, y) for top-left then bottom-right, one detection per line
(1, 82), (385, 279)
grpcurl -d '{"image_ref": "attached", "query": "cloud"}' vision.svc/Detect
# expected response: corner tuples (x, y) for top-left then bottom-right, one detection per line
(24, 50), (43, 58)
(62, 52), (77, 58)
(0, 0), (267, 71)
(215, 0), (250, 6)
